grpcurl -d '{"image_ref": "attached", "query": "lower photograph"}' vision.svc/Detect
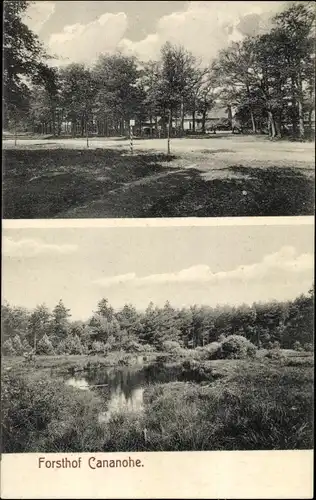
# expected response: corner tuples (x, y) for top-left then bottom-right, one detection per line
(1, 222), (314, 453)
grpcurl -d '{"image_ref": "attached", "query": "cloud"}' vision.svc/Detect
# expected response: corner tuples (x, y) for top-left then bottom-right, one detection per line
(47, 12), (128, 65)
(3, 237), (78, 258)
(35, 1), (285, 66)
(93, 246), (314, 288)
(119, 1), (284, 63)
(23, 1), (56, 34)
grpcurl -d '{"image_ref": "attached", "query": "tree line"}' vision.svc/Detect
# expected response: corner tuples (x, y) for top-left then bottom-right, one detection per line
(3, 1), (315, 140)
(2, 286), (314, 356)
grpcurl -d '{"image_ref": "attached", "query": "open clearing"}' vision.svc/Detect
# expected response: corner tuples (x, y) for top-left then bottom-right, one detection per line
(3, 134), (314, 218)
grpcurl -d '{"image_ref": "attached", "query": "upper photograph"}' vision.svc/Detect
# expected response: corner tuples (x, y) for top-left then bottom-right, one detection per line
(3, 0), (315, 219)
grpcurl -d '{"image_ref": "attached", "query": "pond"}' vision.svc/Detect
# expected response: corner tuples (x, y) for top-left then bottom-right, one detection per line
(64, 363), (194, 422)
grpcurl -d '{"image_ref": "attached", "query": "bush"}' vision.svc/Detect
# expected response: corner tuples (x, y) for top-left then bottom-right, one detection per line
(265, 349), (285, 361)
(303, 343), (313, 352)
(90, 341), (108, 355)
(293, 341), (303, 352)
(203, 341), (223, 360)
(120, 339), (144, 353)
(192, 347), (210, 361)
(218, 334), (226, 343)
(22, 339), (32, 353)
(1, 372), (107, 452)
(37, 334), (55, 355)
(2, 338), (16, 356)
(161, 340), (182, 353)
(221, 335), (257, 359)
(57, 334), (86, 355)
(12, 335), (24, 355)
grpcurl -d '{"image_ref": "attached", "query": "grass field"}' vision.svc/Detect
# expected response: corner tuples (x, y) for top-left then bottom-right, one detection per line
(3, 134), (314, 218)
(2, 352), (313, 452)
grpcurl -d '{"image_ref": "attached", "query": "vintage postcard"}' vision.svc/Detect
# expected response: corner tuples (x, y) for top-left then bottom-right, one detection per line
(1, 0), (314, 498)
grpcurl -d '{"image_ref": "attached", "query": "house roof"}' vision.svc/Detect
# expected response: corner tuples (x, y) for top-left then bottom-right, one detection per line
(182, 106), (228, 121)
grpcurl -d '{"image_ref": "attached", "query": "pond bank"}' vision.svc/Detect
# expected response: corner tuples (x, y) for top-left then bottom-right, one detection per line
(2, 357), (313, 453)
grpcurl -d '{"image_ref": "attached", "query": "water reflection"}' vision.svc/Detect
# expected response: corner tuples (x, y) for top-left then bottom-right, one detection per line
(65, 364), (185, 421)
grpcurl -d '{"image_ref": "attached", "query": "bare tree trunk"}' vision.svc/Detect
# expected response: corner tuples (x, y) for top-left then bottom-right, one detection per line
(227, 105), (233, 133)
(167, 108), (172, 155)
(308, 108), (313, 134)
(297, 74), (305, 139)
(180, 97), (185, 136)
(163, 108), (167, 137)
(86, 116), (89, 148)
(291, 77), (298, 136)
(275, 113), (282, 138)
(14, 116), (17, 146)
(268, 111), (276, 138)
(201, 110), (207, 134)
(192, 109), (196, 132)
(250, 109), (257, 134)
(72, 119), (76, 137)
(51, 110), (56, 136)
(298, 98), (305, 139)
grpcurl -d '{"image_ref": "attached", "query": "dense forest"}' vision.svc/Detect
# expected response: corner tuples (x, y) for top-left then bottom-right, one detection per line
(3, 1), (315, 139)
(2, 286), (314, 356)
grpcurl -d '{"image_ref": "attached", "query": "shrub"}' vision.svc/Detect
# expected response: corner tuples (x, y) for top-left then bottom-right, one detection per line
(57, 334), (86, 355)
(161, 340), (182, 352)
(90, 341), (108, 355)
(192, 347), (210, 360)
(203, 341), (223, 359)
(1, 372), (107, 452)
(11, 335), (24, 355)
(120, 339), (144, 353)
(22, 339), (32, 353)
(265, 349), (285, 361)
(303, 343), (313, 352)
(2, 338), (16, 356)
(37, 334), (55, 355)
(221, 335), (257, 359)
(293, 341), (303, 352)
(156, 353), (172, 365)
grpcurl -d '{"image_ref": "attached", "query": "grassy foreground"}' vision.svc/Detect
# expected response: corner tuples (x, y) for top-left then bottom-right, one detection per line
(1, 354), (313, 452)
(3, 142), (314, 218)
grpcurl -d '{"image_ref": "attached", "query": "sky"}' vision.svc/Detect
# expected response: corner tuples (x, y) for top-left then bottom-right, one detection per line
(23, 1), (287, 66)
(2, 223), (314, 319)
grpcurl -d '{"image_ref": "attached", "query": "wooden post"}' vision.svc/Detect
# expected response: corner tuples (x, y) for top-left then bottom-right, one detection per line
(129, 119), (135, 154)
(130, 125), (133, 154)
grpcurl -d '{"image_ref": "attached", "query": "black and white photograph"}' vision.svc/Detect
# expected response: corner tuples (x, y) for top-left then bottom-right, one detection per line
(1, 0), (315, 498)
(2, 0), (315, 219)
(1, 223), (314, 453)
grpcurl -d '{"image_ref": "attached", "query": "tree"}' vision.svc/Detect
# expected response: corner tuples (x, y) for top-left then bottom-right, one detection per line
(59, 64), (96, 139)
(56, 334), (85, 355)
(272, 1), (315, 138)
(27, 303), (51, 351)
(37, 334), (55, 355)
(95, 298), (114, 321)
(12, 335), (24, 355)
(3, 1), (50, 131)
(214, 39), (260, 134)
(158, 42), (200, 136)
(2, 338), (16, 356)
(92, 53), (141, 136)
(115, 303), (143, 340)
(51, 300), (71, 343)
